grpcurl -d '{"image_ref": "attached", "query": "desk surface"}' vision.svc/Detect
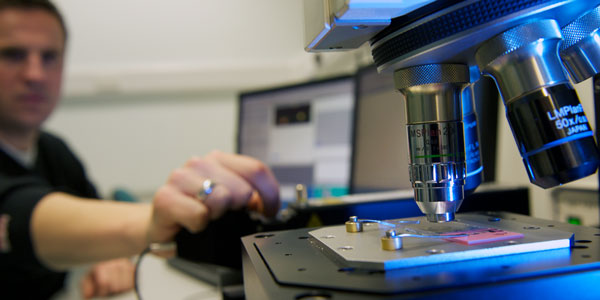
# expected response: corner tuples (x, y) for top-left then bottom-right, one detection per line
(54, 254), (221, 300)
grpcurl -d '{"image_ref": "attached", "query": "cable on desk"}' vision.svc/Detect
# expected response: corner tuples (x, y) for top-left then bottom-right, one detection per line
(134, 246), (151, 300)
(134, 242), (177, 300)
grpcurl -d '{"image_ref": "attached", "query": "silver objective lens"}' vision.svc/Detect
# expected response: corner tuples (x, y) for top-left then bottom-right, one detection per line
(560, 5), (600, 83)
(394, 64), (469, 223)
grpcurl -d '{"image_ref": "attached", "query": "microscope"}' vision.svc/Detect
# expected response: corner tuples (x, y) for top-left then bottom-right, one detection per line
(305, 0), (600, 223)
(241, 1), (600, 299)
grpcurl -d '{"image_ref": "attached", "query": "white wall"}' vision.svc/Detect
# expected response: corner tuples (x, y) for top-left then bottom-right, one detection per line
(53, 0), (317, 95)
(44, 93), (237, 199)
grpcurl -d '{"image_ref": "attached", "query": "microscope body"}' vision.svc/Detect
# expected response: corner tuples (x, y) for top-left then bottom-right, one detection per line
(305, 0), (600, 222)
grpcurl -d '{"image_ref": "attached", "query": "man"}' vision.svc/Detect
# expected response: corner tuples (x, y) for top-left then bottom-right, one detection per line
(0, 0), (280, 298)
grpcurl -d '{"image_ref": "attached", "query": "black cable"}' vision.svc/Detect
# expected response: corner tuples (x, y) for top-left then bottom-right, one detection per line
(134, 247), (151, 300)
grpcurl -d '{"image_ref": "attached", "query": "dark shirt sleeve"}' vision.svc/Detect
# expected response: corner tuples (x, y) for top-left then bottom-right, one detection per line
(0, 175), (52, 268)
(0, 175), (67, 299)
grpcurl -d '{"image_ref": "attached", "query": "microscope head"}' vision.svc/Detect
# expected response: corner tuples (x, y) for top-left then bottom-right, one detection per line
(304, 0), (600, 222)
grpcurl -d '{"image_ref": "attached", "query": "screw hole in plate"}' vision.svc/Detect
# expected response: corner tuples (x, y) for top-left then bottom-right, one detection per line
(255, 234), (274, 238)
(426, 249), (444, 254)
(295, 292), (332, 300)
(338, 267), (355, 273)
(572, 245), (589, 249)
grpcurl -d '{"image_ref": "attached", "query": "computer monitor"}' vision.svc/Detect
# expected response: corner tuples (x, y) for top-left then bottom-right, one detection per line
(351, 65), (412, 193)
(237, 76), (356, 204)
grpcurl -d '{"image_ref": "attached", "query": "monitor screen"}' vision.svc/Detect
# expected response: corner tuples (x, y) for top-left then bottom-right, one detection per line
(238, 76), (355, 204)
(352, 65), (412, 193)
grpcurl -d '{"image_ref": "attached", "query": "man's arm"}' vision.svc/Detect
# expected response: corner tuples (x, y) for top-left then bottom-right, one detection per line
(29, 152), (280, 271)
(31, 193), (151, 270)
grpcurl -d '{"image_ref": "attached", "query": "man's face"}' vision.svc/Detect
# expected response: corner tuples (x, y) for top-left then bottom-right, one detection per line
(0, 8), (64, 133)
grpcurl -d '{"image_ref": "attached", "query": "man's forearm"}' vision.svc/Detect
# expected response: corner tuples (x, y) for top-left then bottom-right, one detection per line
(31, 192), (152, 270)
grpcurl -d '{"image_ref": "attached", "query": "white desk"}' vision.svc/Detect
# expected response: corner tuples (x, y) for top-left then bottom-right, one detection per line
(54, 254), (222, 300)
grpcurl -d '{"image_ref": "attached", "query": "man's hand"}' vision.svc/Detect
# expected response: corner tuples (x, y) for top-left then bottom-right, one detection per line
(80, 258), (135, 299)
(148, 151), (280, 243)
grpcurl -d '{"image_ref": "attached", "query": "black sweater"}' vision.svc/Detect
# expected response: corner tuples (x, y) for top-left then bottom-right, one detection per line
(0, 131), (98, 299)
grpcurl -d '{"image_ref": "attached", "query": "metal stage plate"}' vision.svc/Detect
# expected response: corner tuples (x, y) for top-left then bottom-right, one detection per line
(242, 212), (600, 299)
(309, 214), (572, 270)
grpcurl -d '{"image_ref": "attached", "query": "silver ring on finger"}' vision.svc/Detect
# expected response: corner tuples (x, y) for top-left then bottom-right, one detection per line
(197, 179), (216, 202)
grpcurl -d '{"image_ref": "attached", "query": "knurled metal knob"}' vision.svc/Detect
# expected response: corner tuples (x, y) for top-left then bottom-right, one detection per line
(345, 216), (363, 233)
(394, 64), (469, 90)
(381, 229), (403, 251)
(560, 6), (600, 83)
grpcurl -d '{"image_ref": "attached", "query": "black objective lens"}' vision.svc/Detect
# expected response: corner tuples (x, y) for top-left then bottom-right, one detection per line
(463, 111), (482, 192)
(476, 20), (600, 189)
(462, 84), (483, 195)
(506, 84), (599, 188)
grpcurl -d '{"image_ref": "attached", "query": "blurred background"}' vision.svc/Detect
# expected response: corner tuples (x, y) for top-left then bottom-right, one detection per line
(44, 0), (598, 223)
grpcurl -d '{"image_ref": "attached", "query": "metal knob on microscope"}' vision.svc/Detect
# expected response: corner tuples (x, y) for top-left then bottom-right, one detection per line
(295, 184), (308, 206)
(381, 229), (403, 251)
(345, 216), (363, 233)
(476, 19), (599, 188)
(394, 64), (469, 223)
(560, 6), (600, 83)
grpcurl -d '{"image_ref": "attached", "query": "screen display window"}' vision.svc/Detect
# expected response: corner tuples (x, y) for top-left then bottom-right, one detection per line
(238, 77), (355, 204)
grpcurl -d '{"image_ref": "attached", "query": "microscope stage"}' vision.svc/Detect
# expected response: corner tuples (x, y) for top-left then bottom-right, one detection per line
(309, 214), (571, 270)
(242, 212), (600, 297)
